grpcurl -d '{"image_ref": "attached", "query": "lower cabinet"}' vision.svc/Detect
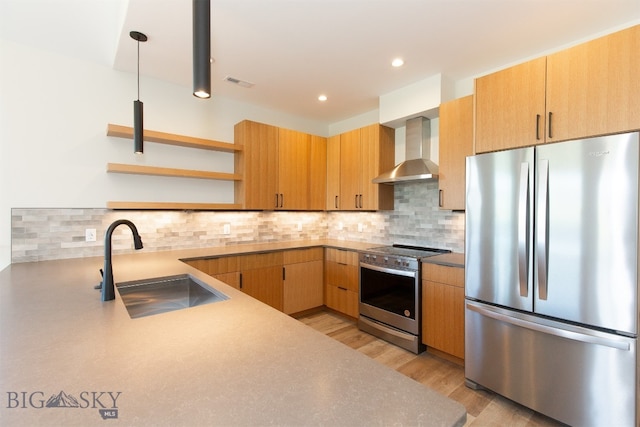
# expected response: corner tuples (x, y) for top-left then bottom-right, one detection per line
(184, 248), (324, 315)
(283, 248), (324, 314)
(324, 248), (359, 318)
(422, 263), (465, 361)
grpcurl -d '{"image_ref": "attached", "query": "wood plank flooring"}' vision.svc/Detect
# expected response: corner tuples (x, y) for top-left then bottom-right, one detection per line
(295, 310), (566, 427)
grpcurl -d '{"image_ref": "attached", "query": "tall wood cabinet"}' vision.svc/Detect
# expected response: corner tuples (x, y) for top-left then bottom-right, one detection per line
(234, 120), (326, 210)
(475, 25), (640, 153)
(438, 95), (474, 210)
(327, 124), (395, 211)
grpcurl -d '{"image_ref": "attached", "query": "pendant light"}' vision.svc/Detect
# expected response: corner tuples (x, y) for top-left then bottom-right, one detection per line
(130, 30), (147, 154)
(193, 0), (211, 98)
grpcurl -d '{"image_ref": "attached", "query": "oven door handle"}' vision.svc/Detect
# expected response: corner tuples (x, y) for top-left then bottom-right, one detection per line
(360, 262), (417, 278)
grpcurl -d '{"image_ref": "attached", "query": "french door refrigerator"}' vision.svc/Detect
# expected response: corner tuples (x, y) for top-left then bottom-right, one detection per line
(465, 131), (639, 426)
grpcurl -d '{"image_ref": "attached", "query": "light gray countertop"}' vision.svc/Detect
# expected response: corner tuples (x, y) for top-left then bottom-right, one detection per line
(0, 241), (466, 426)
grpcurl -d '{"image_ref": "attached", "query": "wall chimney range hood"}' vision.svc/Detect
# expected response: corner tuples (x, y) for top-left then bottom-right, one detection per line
(373, 117), (438, 184)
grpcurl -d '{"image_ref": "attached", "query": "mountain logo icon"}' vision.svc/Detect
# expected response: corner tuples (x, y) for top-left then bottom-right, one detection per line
(45, 391), (80, 408)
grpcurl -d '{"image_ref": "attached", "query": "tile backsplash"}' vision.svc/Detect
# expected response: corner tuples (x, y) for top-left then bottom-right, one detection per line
(11, 182), (464, 263)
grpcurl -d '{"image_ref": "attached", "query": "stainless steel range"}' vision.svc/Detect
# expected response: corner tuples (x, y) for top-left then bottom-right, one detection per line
(358, 244), (450, 354)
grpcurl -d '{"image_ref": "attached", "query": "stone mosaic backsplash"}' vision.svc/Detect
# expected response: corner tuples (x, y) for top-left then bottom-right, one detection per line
(11, 183), (464, 263)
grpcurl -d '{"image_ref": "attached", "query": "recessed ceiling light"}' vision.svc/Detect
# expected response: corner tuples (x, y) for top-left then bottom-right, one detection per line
(318, 95), (327, 102)
(391, 58), (404, 67)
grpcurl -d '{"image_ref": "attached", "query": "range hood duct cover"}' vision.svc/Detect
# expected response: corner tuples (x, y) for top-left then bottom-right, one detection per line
(373, 117), (438, 184)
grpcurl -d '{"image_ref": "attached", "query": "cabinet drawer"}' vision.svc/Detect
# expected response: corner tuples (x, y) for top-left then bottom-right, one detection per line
(422, 263), (464, 287)
(184, 256), (240, 276)
(239, 251), (284, 270)
(325, 284), (358, 318)
(283, 247), (323, 264)
(325, 248), (358, 266)
(325, 261), (358, 292)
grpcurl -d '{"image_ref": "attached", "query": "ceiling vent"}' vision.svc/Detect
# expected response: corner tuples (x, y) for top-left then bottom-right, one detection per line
(224, 76), (254, 88)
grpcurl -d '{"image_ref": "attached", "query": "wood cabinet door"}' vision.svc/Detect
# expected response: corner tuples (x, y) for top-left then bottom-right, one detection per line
(475, 57), (547, 153)
(422, 264), (465, 359)
(214, 272), (241, 289)
(241, 266), (283, 311)
(309, 135), (327, 211)
(339, 128), (362, 210)
(546, 25), (640, 143)
(325, 285), (359, 318)
(439, 95), (474, 210)
(359, 124), (394, 211)
(235, 120), (279, 209)
(283, 260), (324, 314)
(277, 128), (309, 210)
(326, 135), (341, 211)
(423, 280), (464, 359)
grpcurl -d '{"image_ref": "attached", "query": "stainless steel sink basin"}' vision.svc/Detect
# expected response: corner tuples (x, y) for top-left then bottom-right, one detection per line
(116, 274), (229, 319)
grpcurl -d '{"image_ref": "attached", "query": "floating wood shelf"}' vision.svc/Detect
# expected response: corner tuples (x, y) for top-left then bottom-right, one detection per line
(107, 163), (241, 181)
(107, 201), (242, 210)
(107, 123), (242, 153)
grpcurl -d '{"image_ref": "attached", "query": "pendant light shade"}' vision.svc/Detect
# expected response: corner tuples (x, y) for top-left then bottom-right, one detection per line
(130, 30), (147, 154)
(133, 99), (143, 154)
(193, 0), (211, 98)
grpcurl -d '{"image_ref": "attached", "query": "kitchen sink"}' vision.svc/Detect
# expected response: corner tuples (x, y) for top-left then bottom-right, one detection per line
(116, 274), (229, 319)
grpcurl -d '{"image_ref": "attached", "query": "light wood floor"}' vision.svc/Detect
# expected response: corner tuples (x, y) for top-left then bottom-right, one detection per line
(295, 310), (566, 427)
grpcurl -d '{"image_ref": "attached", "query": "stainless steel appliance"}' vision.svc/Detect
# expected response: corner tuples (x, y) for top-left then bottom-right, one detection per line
(359, 244), (450, 354)
(465, 132), (639, 426)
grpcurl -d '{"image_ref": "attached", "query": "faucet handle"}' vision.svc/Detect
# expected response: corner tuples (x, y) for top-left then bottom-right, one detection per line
(93, 268), (104, 290)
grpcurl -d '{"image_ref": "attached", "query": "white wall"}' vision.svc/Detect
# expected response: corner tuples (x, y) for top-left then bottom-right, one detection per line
(0, 39), (331, 269)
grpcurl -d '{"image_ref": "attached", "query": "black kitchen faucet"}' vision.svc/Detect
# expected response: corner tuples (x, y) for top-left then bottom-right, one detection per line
(99, 219), (144, 301)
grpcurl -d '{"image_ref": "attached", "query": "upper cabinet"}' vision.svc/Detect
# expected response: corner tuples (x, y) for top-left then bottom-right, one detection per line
(545, 25), (640, 142)
(234, 120), (326, 210)
(438, 95), (474, 210)
(326, 135), (341, 211)
(330, 124), (395, 211)
(475, 57), (546, 152)
(475, 25), (640, 153)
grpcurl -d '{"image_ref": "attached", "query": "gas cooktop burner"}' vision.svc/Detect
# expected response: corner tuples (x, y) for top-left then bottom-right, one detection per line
(365, 244), (451, 259)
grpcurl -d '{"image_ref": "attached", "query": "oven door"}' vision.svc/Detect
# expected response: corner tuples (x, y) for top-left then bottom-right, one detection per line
(359, 262), (420, 335)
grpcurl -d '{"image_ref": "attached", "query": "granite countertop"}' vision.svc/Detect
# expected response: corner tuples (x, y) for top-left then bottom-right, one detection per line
(0, 241), (466, 426)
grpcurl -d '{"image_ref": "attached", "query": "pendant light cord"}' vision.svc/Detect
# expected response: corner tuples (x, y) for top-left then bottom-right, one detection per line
(136, 39), (140, 101)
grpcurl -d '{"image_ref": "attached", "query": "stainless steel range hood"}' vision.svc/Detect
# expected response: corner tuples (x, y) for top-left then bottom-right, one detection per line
(373, 116), (438, 184)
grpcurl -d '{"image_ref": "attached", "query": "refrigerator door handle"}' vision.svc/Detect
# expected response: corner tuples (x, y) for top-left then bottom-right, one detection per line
(466, 301), (631, 351)
(517, 162), (530, 297)
(537, 159), (549, 300)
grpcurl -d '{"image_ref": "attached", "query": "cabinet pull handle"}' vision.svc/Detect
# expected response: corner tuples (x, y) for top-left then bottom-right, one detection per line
(536, 114), (541, 140)
(359, 194), (363, 209)
(355, 195), (358, 208)
(548, 112), (553, 139)
(439, 189), (443, 207)
(275, 193), (279, 208)
(338, 286), (347, 291)
(282, 267), (286, 281)
(239, 273), (243, 289)
(280, 193), (284, 208)
(335, 195), (339, 209)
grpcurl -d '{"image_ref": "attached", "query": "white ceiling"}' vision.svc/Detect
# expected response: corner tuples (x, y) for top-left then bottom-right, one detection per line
(2, 0), (639, 124)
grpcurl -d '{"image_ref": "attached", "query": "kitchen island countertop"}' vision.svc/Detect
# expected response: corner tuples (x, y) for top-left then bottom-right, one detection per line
(0, 241), (466, 426)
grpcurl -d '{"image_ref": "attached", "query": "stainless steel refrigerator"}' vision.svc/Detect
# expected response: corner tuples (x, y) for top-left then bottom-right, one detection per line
(465, 132), (639, 426)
